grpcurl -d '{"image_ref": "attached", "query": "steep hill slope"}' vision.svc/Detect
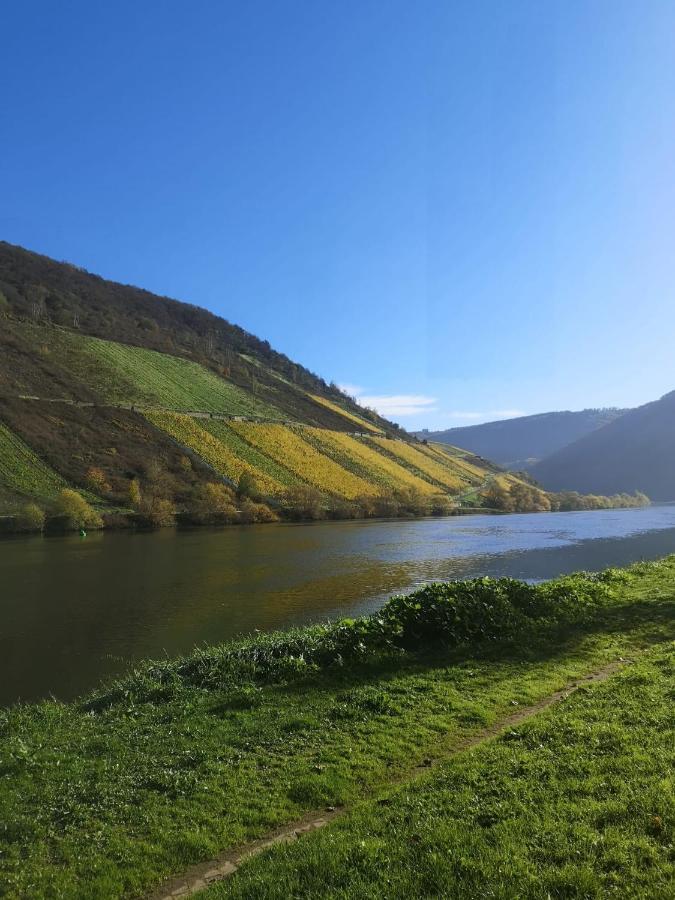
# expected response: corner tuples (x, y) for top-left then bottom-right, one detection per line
(531, 390), (675, 500)
(418, 408), (627, 469)
(0, 242), (393, 433)
(0, 244), (511, 516)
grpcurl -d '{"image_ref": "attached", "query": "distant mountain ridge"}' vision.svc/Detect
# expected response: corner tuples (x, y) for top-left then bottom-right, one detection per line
(530, 390), (675, 501)
(417, 408), (628, 470)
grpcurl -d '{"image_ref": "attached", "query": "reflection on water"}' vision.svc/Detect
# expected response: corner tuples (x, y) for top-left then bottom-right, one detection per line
(2, 504), (675, 704)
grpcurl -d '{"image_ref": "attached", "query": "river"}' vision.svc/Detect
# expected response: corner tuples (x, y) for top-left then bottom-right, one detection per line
(2, 504), (675, 705)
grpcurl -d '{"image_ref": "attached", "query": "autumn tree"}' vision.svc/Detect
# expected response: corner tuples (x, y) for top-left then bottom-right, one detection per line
(237, 473), (261, 501)
(484, 482), (514, 511)
(51, 489), (103, 530)
(282, 485), (324, 520)
(85, 466), (111, 494)
(128, 478), (142, 509)
(189, 483), (238, 525)
(16, 503), (45, 532)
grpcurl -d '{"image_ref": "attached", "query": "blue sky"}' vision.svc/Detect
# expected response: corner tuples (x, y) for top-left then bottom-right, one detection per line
(3, 1), (675, 430)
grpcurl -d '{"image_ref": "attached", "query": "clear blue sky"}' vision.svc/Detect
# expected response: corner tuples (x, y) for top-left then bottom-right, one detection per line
(3, 1), (675, 430)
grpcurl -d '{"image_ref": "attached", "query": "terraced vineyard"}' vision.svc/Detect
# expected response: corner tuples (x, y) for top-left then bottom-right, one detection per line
(303, 429), (440, 495)
(144, 412), (286, 496)
(0, 423), (69, 506)
(145, 414), (487, 502)
(228, 423), (378, 499)
(307, 394), (383, 433)
(74, 334), (285, 416)
(8, 321), (285, 418)
(201, 420), (302, 490)
(432, 445), (495, 480)
(366, 436), (469, 492)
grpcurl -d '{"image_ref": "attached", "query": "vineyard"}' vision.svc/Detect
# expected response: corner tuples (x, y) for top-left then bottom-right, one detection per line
(304, 429), (440, 495)
(201, 420), (301, 490)
(144, 412), (485, 502)
(307, 394), (383, 433)
(228, 423), (378, 499)
(30, 325), (284, 417)
(442, 451), (494, 480)
(0, 423), (69, 506)
(144, 412), (285, 496)
(365, 436), (468, 492)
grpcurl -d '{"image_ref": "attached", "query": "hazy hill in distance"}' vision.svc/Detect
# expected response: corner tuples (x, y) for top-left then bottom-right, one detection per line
(417, 408), (627, 470)
(530, 390), (675, 501)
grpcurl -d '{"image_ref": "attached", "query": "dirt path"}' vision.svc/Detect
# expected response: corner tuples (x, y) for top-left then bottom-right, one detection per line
(144, 656), (631, 900)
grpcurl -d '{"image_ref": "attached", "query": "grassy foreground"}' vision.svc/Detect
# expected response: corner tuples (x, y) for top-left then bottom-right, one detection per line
(204, 643), (674, 899)
(1, 558), (675, 898)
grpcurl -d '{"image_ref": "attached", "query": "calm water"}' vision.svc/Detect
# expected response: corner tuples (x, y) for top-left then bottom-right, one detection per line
(2, 504), (675, 706)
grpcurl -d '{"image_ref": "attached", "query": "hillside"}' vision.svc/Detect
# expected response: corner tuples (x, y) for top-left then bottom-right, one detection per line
(0, 244), (510, 518)
(418, 408), (627, 469)
(0, 242), (394, 433)
(531, 390), (675, 500)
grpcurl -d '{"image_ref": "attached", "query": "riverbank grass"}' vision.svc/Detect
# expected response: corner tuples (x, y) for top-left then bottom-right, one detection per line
(1, 558), (674, 898)
(203, 642), (674, 899)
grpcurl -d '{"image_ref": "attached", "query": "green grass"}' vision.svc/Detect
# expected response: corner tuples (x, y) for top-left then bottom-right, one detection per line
(0, 422), (69, 505)
(0, 560), (674, 898)
(201, 645), (675, 900)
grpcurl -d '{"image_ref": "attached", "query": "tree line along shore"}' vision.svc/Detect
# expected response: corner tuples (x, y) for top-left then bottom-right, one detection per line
(0, 472), (651, 536)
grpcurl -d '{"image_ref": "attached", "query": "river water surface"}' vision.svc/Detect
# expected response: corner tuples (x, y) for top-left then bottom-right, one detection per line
(2, 504), (675, 705)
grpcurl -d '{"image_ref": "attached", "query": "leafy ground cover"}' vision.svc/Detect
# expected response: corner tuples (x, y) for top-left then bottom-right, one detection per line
(0, 558), (674, 898)
(203, 643), (674, 899)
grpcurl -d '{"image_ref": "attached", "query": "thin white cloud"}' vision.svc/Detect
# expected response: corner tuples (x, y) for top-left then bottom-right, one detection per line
(338, 383), (523, 426)
(357, 394), (439, 417)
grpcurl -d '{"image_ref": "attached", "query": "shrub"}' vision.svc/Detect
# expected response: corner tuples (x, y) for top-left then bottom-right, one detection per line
(239, 499), (279, 524)
(430, 495), (452, 516)
(395, 487), (431, 517)
(328, 499), (359, 520)
(85, 466), (111, 494)
(237, 473), (261, 501)
(251, 501), (279, 523)
(178, 455), (193, 474)
(128, 478), (142, 509)
(16, 503), (45, 533)
(50, 490), (103, 530)
(137, 496), (176, 528)
(282, 485), (325, 521)
(372, 493), (400, 518)
(84, 566), (630, 710)
(189, 482), (238, 525)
